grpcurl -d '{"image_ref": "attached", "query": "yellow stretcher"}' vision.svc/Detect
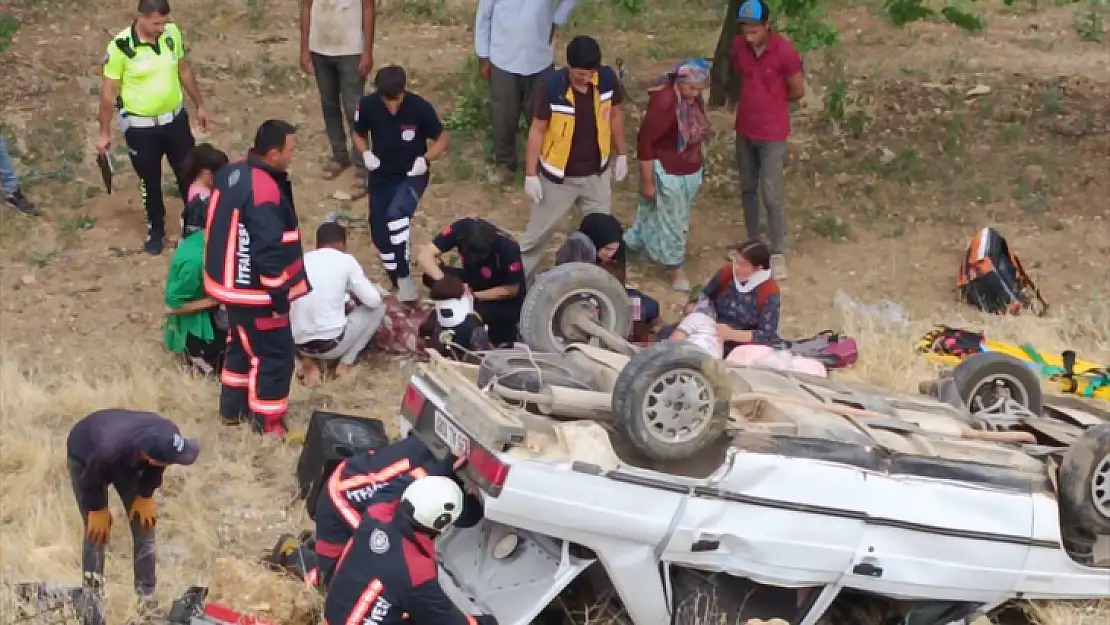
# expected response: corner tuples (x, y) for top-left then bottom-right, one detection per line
(917, 325), (1110, 401)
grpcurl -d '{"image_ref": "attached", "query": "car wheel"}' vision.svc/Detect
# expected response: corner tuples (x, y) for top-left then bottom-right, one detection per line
(520, 262), (631, 353)
(477, 349), (594, 394)
(1058, 423), (1110, 535)
(612, 342), (730, 462)
(952, 352), (1043, 415)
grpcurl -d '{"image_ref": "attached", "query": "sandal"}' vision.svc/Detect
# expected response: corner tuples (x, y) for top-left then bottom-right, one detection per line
(321, 159), (349, 181)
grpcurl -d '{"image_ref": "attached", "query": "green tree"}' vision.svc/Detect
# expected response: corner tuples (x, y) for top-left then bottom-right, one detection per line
(709, 0), (987, 107)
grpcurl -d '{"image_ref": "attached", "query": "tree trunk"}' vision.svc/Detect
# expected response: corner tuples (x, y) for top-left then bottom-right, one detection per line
(709, 0), (744, 108)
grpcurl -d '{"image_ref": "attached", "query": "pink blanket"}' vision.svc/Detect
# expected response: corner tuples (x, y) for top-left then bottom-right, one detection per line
(726, 344), (828, 377)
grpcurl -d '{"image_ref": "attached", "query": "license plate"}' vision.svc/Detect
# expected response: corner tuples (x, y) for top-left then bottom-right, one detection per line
(434, 410), (470, 458)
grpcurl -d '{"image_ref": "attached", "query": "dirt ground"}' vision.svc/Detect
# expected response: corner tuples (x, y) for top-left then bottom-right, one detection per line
(1, 0), (1108, 623)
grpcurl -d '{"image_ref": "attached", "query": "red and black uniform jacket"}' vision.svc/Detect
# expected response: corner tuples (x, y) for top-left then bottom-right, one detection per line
(313, 437), (481, 590)
(203, 154), (310, 314)
(322, 501), (496, 625)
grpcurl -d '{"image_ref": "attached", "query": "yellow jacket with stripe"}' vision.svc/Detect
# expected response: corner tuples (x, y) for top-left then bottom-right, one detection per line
(539, 66), (618, 183)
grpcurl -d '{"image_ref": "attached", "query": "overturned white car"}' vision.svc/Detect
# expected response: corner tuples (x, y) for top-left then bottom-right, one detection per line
(400, 264), (1110, 625)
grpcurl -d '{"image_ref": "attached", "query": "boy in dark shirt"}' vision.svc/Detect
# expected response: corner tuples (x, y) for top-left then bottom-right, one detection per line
(352, 65), (450, 302)
(66, 409), (200, 608)
(419, 272), (493, 361)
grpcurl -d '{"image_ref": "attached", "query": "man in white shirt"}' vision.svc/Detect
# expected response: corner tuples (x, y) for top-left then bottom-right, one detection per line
(475, 0), (578, 179)
(300, 0), (375, 197)
(291, 222), (385, 386)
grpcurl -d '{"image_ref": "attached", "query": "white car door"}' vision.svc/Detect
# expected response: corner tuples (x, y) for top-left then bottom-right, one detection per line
(843, 470), (1034, 604)
(660, 451), (869, 587)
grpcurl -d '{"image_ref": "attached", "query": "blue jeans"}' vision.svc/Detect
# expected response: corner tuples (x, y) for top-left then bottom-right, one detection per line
(368, 174), (429, 286)
(0, 137), (19, 198)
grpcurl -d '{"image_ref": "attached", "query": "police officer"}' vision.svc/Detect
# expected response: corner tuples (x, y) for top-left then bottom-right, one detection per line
(313, 436), (480, 589)
(416, 217), (526, 346)
(203, 120), (310, 439)
(95, 0), (213, 255)
(324, 476), (498, 625)
(66, 409), (201, 619)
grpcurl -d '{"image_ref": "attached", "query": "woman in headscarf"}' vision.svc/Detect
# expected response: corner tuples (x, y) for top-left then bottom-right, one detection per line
(163, 144), (229, 374)
(577, 213), (661, 340)
(623, 58), (711, 292)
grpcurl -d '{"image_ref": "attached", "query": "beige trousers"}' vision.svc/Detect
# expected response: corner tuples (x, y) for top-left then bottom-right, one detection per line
(519, 172), (612, 279)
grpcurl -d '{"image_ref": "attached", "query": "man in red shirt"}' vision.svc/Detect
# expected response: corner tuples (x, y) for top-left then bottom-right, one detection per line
(731, 0), (804, 279)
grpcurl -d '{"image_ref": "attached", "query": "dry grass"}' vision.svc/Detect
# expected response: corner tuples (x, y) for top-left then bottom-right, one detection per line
(1, 0), (1109, 623)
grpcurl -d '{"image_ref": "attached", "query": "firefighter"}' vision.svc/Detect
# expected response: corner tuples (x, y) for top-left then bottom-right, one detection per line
(66, 409), (200, 616)
(203, 120), (310, 438)
(323, 476), (498, 625)
(313, 435), (481, 589)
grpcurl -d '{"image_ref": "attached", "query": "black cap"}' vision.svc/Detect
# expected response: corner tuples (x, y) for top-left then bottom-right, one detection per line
(143, 429), (201, 465)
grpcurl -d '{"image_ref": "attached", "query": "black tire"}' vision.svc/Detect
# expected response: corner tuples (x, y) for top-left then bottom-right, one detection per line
(612, 342), (731, 462)
(476, 349), (594, 393)
(520, 262), (631, 353)
(952, 352), (1043, 415)
(1057, 423), (1110, 535)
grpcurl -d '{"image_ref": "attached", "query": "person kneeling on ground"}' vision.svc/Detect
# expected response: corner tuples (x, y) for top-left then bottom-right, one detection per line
(577, 213), (661, 341)
(163, 144), (230, 375)
(324, 476), (497, 625)
(313, 435), (479, 590)
(416, 217), (526, 346)
(677, 238), (781, 354)
(66, 409), (200, 617)
(291, 222), (386, 387)
(419, 273), (493, 362)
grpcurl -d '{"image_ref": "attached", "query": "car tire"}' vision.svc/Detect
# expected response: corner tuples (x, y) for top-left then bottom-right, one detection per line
(612, 341), (730, 462)
(952, 352), (1043, 415)
(476, 349), (594, 394)
(520, 262), (631, 353)
(1058, 423), (1110, 536)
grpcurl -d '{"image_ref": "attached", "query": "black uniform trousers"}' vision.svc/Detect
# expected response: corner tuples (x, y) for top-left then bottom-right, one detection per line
(66, 458), (156, 602)
(122, 110), (195, 235)
(219, 306), (295, 428)
(368, 173), (429, 286)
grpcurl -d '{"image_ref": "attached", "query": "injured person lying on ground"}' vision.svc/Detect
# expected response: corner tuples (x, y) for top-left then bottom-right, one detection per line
(291, 222), (386, 387)
(313, 434), (480, 590)
(416, 217), (526, 346)
(419, 272), (494, 362)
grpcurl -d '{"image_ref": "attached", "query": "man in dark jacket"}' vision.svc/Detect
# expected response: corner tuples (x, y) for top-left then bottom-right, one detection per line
(324, 476), (497, 625)
(66, 409), (200, 608)
(313, 436), (480, 589)
(203, 120), (310, 438)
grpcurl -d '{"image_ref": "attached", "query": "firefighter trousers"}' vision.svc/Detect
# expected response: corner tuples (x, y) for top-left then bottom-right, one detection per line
(220, 307), (295, 431)
(368, 173), (428, 287)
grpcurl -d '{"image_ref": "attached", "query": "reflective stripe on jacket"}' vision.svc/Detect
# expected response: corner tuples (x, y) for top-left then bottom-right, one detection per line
(539, 66), (616, 182)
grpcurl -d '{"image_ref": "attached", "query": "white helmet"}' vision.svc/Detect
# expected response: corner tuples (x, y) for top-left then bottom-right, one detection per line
(401, 475), (464, 533)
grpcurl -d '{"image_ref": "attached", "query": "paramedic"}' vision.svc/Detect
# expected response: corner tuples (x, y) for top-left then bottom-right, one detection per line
(313, 436), (478, 589)
(96, 0), (213, 255)
(66, 409), (200, 609)
(323, 476), (498, 625)
(352, 65), (449, 302)
(203, 120), (310, 439)
(416, 217), (526, 346)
